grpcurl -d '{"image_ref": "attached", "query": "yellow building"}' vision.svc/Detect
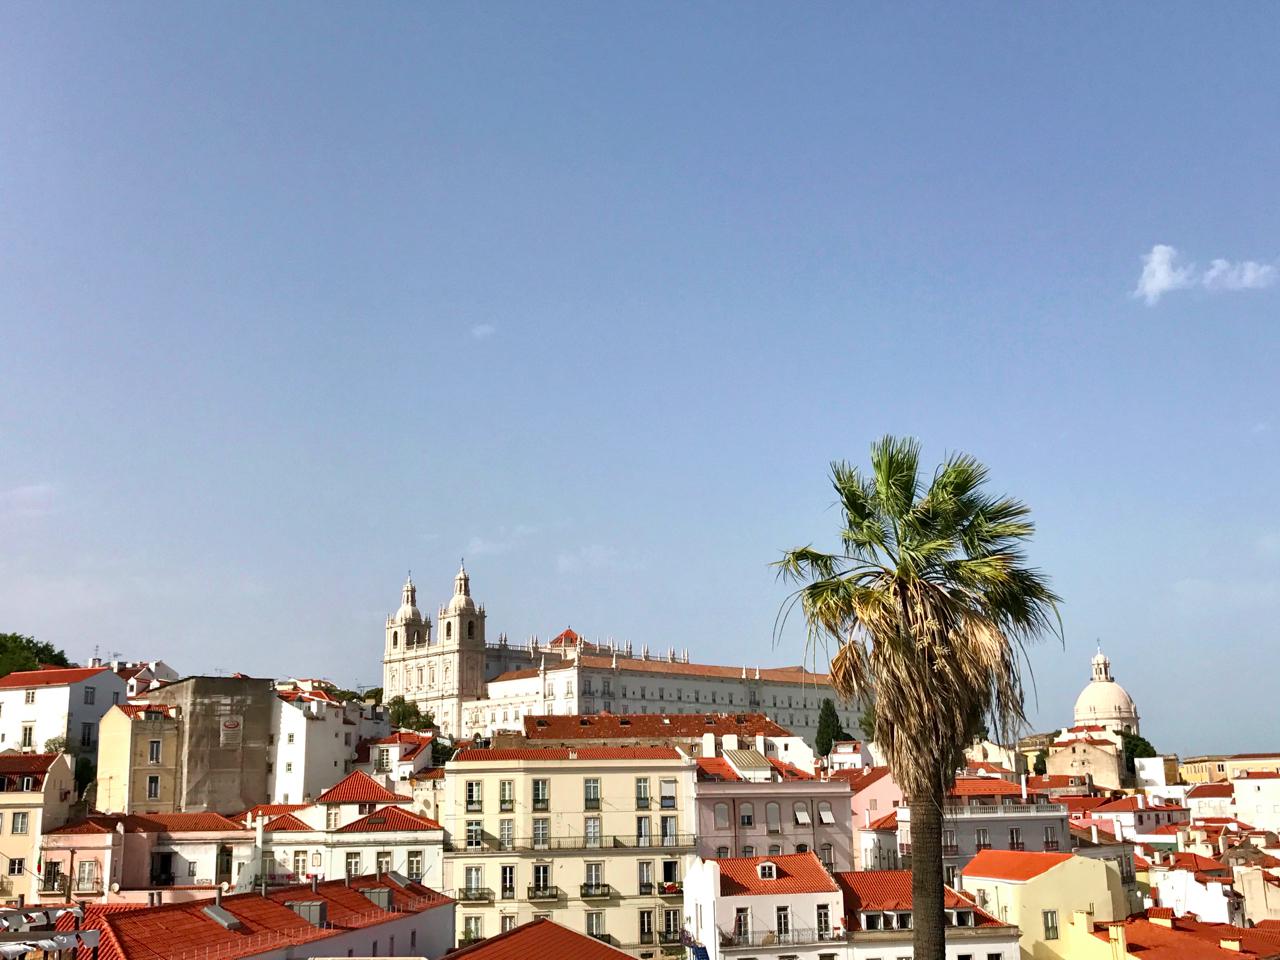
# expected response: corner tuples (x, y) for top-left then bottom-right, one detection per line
(96, 704), (182, 814)
(0, 753), (76, 903)
(439, 746), (697, 956)
(1180, 752), (1280, 785)
(959, 850), (1128, 960)
(1059, 909), (1274, 958)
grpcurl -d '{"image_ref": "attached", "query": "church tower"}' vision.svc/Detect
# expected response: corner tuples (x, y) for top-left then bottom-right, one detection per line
(383, 574), (431, 701)
(437, 562), (487, 706)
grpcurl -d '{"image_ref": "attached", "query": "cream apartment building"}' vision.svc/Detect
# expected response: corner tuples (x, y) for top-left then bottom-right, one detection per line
(0, 753), (76, 902)
(438, 746), (698, 956)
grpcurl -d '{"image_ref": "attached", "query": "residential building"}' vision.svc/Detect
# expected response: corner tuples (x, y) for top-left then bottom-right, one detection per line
(1059, 908), (1280, 959)
(93, 657), (180, 697)
(857, 811), (901, 871)
(1149, 862), (1243, 925)
(438, 745), (697, 953)
(826, 740), (874, 774)
(355, 730), (435, 782)
(1134, 755), (1181, 791)
(448, 917), (639, 960)
(0, 665), (127, 761)
(837, 869), (1020, 960)
(1046, 731), (1126, 792)
(0, 753), (76, 902)
(1084, 795), (1190, 843)
(96, 703), (182, 814)
(693, 752), (854, 871)
(1025, 774), (1094, 799)
(381, 568), (857, 745)
(959, 850), (1129, 959)
(269, 682), (389, 804)
(1186, 782), (1237, 821)
(53, 873), (455, 959)
(1181, 753), (1280, 785)
(684, 852), (843, 960)
(836, 766), (903, 867)
(130, 675), (276, 813)
(965, 740), (1028, 778)
(896, 778), (1069, 886)
(1233, 772), (1280, 833)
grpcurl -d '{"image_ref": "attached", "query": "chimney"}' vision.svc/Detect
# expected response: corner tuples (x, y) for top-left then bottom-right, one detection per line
(864, 810), (870, 828)
(1107, 923), (1128, 957)
(311, 875), (319, 893)
(1021, 774), (1027, 801)
(1220, 936), (1243, 952)
(701, 732), (716, 757)
(1137, 795), (1146, 809)
(1091, 824), (1099, 844)
(215, 887), (222, 907)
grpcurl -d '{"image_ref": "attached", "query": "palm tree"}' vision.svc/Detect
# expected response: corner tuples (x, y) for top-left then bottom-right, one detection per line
(776, 436), (1059, 960)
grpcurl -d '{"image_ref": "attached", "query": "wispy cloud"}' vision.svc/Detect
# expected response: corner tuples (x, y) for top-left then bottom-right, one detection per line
(0, 482), (56, 519)
(466, 524), (538, 557)
(556, 544), (644, 575)
(1135, 244), (1277, 305)
(470, 323), (496, 340)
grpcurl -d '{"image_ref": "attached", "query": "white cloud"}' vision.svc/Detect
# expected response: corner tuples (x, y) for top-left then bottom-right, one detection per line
(0, 482), (56, 519)
(470, 324), (496, 340)
(556, 544), (637, 575)
(1134, 244), (1278, 305)
(466, 524), (537, 557)
(1134, 244), (1195, 305)
(1202, 258), (1277, 292)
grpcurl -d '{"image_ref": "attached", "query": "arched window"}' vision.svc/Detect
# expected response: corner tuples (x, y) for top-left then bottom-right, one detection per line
(467, 621), (475, 639)
(817, 800), (834, 825)
(820, 842), (833, 866)
(796, 843), (809, 853)
(446, 623), (453, 641)
(768, 843), (781, 856)
(391, 631), (398, 649)
(766, 802), (781, 833)
(417, 666), (423, 686)
(414, 630), (420, 644)
(714, 803), (730, 829)
(793, 801), (811, 826)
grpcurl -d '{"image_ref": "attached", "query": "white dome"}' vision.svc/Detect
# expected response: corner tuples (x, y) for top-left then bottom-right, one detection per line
(1073, 647), (1140, 733)
(446, 593), (476, 615)
(396, 601), (424, 623)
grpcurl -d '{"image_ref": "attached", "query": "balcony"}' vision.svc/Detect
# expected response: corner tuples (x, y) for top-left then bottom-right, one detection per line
(657, 881), (683, 897)
(636, 796), (651, 810)
(721, 927), (839, 948)
(457, 887), (493, 903)
(500, 886), (515, 900)
(660, 797), (676, 810)
(589, 933), (616, 946)
(639, 881), (655, 895)
(466, 801), (483, 813)
(975, 842), (992, 851)
(942, 844), (959, 857)
(639, 931), (655, 945)
(658, 931), (683, 945)
(1009, 841), (1026, 851)
(580, 883), (613, 899)
(448, 833), (696, 854)
(585, 797), (601, 811)
(500, 799), (514, 812)
(528, 885), (561, 902)
(533, 798), (550, 812)
(1044, 840), (1060, 851)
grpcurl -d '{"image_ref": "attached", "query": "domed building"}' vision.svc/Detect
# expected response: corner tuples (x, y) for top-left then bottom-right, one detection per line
(1073, 646), (1140, 735)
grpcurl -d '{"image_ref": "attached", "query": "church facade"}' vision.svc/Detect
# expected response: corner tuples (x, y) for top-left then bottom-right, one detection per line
(381, 566), (856, 746)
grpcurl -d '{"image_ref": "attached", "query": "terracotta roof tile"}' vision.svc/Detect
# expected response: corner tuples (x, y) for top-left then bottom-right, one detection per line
(716, 852), (839, 896)
(768, 757), (815, 780)
(948, 777), (1033, 798)
(1093, 797), (1187, 814)
(835, 871), (1003, 927)
(336, 805), (442, 832)
(0, 753), (59, 773)
(0, 666), (108, 689)
(1090, 913), (1280, 959)
(524, 712), (793, 740)
(830, 766), (894, 793)
(696, 757), (742, 782)
(115, 704), (178, 719)
(448, 917), (634, 960)
(866, 811), (898, 830)
(1188, 782), (1235, 798)
(960, 850), (1074, 882)
(452, 747), (683, 763)
(262, 813), (311, 832)
(238, 803), (308, 821)
(315, 770), (403, 804)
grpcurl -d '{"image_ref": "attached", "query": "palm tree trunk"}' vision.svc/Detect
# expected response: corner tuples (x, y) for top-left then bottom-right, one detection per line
(910, 781), (946, 960)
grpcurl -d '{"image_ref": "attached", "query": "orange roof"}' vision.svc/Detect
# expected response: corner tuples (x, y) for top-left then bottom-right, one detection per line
(448, 917), (635, 960)
(314, 770), (403, 804)
(452, 747), (682, 762)
(262, 813), (311, 832)
(830, 766), (895, 793)
(238, 803), (308, 821)
(1027, 774), (1088, 789)
(768, 757), (815, 780)
(115, 704), (178, 719)
(948, 777), (1030, 798)
(550, 627), (582, 647)
(0, 753), (60, 774)
(696, 757), (742, 782)
(866, 811), (898, 830)
(1189, 783), (1235, 799)
(835, 871), (1002, 927)
(960, 850), (1074, 882)
(336, 805), (442, 832)
(49, 812), (247, 835)
(1164, 852), (1229, 874)
(575, 653), (831, 686)
(1091, 913), (1280, 959)
(1238, 771), (1280, 780)
(0, 666), (108, 689)
(716, 852), (839, 896)
(1063, 796), (1110, 814)
(1093, 797), (1187, 814)
(524, 712), (792, 740)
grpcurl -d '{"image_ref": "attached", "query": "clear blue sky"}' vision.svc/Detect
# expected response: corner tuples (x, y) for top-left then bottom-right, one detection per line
(2, 5), (1277, 755)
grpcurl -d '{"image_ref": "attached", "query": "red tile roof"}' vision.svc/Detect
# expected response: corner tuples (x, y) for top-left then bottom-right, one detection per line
(1189, 782), (1236, 799)
(716, 852), (839, 896)
(768, 757), (815, 780)
(0, 666), (108, 689)
(696, 757), (742, 782)
(523, 712), (792, 740)
(866, 811), (898, 830)
(452, 747), (683, 763)
(49, 812), (247, 835)
(1163, 852), (1229, 874)
(960, 850), (1074, 882)
(448, 917), (635, 960)
(115, 704), (178, 719)
(336, 805), (442, 832)
(550, 627), (581, 647)
(830, 766), (895, 793)
(262, 813), (311, 832)
(948, 777), (1031, 798)
(835, 871), (1002, 927)
(0, 753), (59, 774)
(1090, 914), (1280, 959)
(1093, 797), (1187, 814)
(1063, 796), (1110, 815)
(1027, 774), (1088, 790)
(314, 770), (403, 804)
(238, 803), (308, 821)
(576, 653), (832, 686)
(1238, 771), (1280, 780)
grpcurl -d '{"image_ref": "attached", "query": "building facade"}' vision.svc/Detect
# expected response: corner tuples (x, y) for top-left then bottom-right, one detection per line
(96, 703), (183, 814)
(0, 666), (127, 762)
(0, 753), (76, 902)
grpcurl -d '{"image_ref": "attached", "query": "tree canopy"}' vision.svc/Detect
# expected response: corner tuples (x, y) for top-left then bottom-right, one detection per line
(386, 695), (433, 732)
(1122, 731), (1158, 774)
(0, 633), (71, 678)
(815, 698), (849, 756)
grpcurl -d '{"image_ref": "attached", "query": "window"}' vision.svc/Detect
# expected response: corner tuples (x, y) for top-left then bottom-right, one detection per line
(533, 779), (550, 810)
(464, 865), (483, 893)
(766, 802), (781, 833)
(817, 800), (835, 825)
(662, 859), (679, 883)
(975, 827), (990, 850)
(407, 850), (423, 880)
(776, 905), (791, 936)
(1043, 825), (1058, 850)
(466, 781), (483, 812)
(794, 801), (811, 826)
(533, 863), (551, 891)
(501, 914), (516, 933)
(11, 812), (28, 835)
(740, 802), (755, 827)
(659, 779), (676, 809)
(376, 851), (392, 874)
(499, 819), (514, 850)
(586, 911), (604, 936)
(376, 747), (390, 772)
(768, 843), (781, 856)
(759, 862), (776, 879)
(326, 807), (340, 830)
(500, 780), (514, 811)
(20, 726), (32, 749)
(663, 908), (680, 935)
(640, 908), (655, 943)
(293, 850), (308, 878)
(500, 864), (515, 898)
(820, 843), (834, 868)
(286, 732), (295, 744)
(817, 904), (831, 939)
(638, 860), (654, 892)
(734, 907), (750, 940)
(660, 815), (677, 846)
(584, 777), (601, 810)
(148, 740), (161, 764)
(285, 762), (293, 773)
(742, 844), (755, 856)
(147, 775), (160, 800)
(23, 691), (34, 705)
(717, 846), (730, 857)
(463, 915), (481, 939)
(7, 858), (22, 876)
(585, 861), (603, 886)
(84, 686), (96, 705)
(533, 818), (549, 848)
(78, 722), (94, 747)
(714, 802), (730, 829)
(1043, 910), (1059, 940)
(466, 820), (483, 850)
(637, 817), (651, 847)
(585, 816), (602, 847)
(1009, 827), (1023, 850)
(345, 852), (361, 875)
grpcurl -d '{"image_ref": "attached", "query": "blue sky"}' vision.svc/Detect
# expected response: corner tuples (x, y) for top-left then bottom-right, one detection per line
(2, 5), (1277, 754)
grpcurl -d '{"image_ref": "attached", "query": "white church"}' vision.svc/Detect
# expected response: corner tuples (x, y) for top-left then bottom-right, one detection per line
(380, 565), (855, 745)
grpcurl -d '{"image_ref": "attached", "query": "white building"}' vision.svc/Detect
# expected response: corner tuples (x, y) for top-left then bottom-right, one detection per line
(1073, 646), (1140, 734)
(354, 730), (435, 782)
(0, 666), (128, 761)
(268, 681), (389, 804)
(93, 658), (180, 698)
(1231, 771), (1280, 833)
(382, 567), (858, 746)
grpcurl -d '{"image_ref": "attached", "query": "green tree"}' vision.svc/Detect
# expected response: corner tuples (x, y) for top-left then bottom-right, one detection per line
(815, 698), (849, 756)
(1121, 731), (1157, 775)
(386, 695), (433, 732)
(0, 633), (71, 678)
(777, 437), (1060, 960)
(1033, 750), (1047, 775)
(857, 700), (877, 742)
(363, 687), (384, 705)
